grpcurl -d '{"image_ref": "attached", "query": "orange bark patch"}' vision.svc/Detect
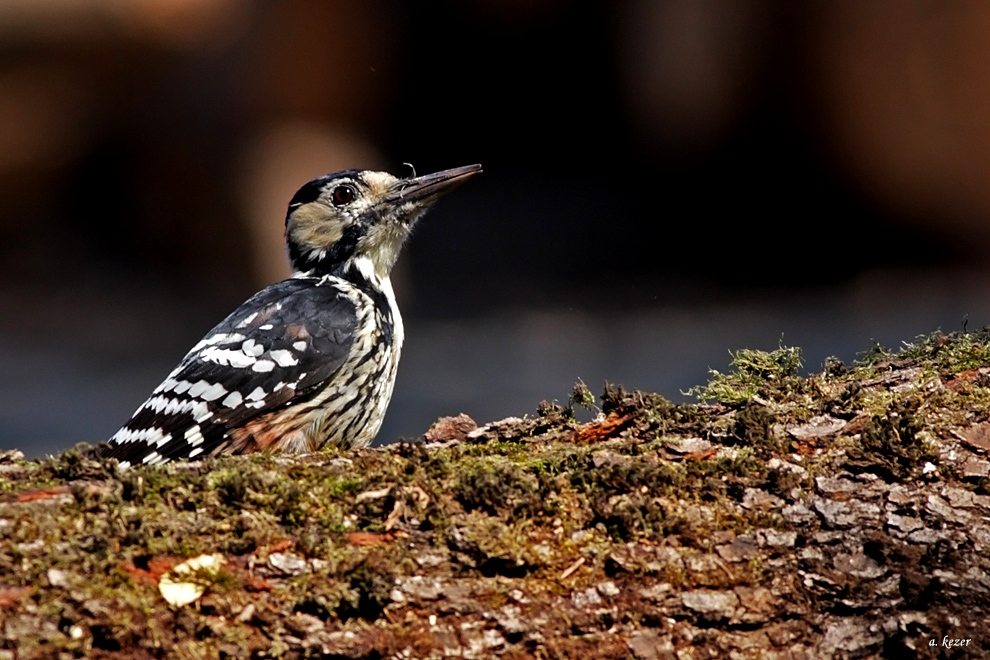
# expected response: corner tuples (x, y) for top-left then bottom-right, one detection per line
(345, 531), (408, 546)
(120, 556), (180, 586)
(0, 586), (30, 608)
(573, 413), (633, 444)
(15, 484), (70, 502)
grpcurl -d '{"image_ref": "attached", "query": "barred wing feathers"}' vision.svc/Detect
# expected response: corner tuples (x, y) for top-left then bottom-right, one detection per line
(104, 278), (358, 467)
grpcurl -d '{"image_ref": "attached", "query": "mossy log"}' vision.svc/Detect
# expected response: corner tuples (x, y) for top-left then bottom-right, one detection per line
(2, 330), (990, 659)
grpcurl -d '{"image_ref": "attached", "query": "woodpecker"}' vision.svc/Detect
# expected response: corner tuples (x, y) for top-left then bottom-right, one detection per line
(102, 164), (482, 468)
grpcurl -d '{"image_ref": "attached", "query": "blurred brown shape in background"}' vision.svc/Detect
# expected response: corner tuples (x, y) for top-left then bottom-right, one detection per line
(812, 1), (990, 243)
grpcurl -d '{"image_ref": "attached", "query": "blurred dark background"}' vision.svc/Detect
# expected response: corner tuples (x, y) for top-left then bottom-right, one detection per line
(3, 0), (990, 456)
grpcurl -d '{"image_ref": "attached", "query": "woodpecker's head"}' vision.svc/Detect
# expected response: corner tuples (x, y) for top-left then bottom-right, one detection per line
(284, 164), (482, 282)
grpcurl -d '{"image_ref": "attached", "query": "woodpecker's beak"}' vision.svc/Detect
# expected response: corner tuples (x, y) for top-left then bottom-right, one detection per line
(386, 164), (482, 206)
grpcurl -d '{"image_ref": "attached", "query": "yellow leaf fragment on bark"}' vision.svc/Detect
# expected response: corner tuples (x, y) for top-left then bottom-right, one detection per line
(158, 553), (226, 607)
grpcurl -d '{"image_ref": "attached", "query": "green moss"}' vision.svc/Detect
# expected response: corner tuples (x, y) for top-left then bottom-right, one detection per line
(454, 456), (555, 521)
(7, 328), (990, 657)
(338, 556), (396, 621)
(688, 344), (803, 404)
(845, 398), (938, 479)
(570, 379), (597, 411)
(447, 512), (547, 575)
(727, 404), (788, 458)
(857, 327), (990, 377)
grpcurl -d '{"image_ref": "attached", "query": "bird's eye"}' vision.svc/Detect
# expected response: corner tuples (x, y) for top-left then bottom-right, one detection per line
(331, 185), (356, 206)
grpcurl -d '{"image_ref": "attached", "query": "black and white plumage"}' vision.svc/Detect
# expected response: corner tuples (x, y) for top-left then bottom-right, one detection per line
(102, 164), (481, 468)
